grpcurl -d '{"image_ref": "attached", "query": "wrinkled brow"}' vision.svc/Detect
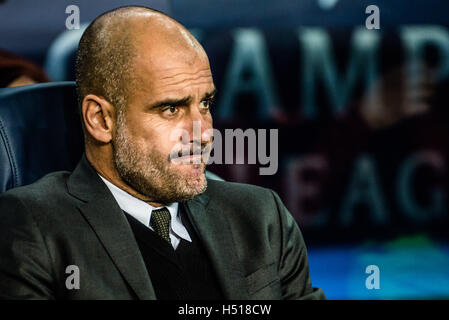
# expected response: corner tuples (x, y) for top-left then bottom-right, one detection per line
(148, 88), (217, 109)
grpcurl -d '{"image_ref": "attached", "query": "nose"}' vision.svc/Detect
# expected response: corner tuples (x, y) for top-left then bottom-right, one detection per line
(183, 105), (212, 144)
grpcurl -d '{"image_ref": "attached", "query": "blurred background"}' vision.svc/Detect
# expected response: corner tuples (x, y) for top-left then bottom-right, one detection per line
(1, 0), (449, 299)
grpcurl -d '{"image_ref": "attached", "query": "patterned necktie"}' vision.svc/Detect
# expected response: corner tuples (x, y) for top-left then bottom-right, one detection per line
(150, 207), (172, 243)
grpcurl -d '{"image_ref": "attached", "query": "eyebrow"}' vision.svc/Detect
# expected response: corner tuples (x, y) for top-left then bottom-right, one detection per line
(148, 88), (217, 110)
(203, 88), (217, 100)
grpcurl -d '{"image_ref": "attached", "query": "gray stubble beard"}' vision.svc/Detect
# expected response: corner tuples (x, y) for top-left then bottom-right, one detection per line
(112, 112), (208, 204)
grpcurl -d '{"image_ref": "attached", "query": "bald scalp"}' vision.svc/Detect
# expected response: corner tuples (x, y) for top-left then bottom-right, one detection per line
(75, 6), (203, 119)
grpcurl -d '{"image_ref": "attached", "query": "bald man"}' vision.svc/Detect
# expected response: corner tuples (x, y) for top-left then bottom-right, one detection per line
(0, 7), (325, 300)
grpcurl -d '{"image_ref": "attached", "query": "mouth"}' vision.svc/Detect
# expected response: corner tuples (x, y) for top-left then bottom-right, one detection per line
(173, 154), (203, 164)
(170, 144), (211, 165)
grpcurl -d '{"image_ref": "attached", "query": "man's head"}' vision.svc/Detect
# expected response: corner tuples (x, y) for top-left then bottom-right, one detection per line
(75, 6), (215, 205)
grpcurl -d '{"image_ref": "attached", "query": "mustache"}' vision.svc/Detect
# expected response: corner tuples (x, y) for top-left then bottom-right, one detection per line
(169, 141), (212, 160)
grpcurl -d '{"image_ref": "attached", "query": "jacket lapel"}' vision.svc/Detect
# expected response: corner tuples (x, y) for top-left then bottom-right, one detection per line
(184, 196), (250, 300)
(67, 155), (156, 300)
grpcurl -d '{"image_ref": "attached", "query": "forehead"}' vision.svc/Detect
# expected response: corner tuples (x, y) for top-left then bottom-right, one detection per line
(125, 19), (215, 100)
(133, 47), (214, 99)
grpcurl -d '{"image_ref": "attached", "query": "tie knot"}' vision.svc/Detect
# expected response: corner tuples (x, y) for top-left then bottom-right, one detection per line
(150, 207), (171, 243)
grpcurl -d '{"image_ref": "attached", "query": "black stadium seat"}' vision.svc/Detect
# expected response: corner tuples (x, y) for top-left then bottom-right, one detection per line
(0, 82), (84, 193)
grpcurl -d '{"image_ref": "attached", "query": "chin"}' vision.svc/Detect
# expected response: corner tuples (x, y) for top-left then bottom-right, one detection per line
(173, 174), (208, 202)
(186, 166), (207, 186)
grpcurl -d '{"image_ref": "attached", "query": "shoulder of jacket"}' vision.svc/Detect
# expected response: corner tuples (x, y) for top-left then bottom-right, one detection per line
(0, 171), (71, 204)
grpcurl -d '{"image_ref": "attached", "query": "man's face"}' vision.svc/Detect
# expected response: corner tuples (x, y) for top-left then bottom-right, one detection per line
(112, 40), (215, 204)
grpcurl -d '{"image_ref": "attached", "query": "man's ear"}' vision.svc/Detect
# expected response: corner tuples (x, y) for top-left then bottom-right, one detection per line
(81, 94), (116, 143)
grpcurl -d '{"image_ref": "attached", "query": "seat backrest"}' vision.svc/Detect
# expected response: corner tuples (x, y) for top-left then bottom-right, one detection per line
(44, 24), (88, 81)
(0, 82), (84, 193)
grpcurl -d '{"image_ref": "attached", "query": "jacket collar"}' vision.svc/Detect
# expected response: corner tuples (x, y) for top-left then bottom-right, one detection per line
(183, 194), (249, 299)
(67, 155), (156, 299)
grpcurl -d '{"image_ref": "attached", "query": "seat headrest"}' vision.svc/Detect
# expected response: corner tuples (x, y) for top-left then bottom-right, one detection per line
(0, 81), (84, 193)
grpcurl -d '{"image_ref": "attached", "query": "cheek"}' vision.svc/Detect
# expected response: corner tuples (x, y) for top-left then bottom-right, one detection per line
(203, 114), (213, 127)
(139, 122), (180, 157)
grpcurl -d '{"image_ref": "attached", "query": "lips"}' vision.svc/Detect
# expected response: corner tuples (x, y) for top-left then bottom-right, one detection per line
(170, 143), (211, 164)
(177, 148), (202, 158)
(171, 154), (203, 165)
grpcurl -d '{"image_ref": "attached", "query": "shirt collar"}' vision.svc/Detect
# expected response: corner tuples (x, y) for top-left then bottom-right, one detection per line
(98, 174), (191, 243)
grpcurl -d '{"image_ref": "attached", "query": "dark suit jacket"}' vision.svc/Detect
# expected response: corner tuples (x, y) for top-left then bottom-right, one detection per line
(0, 155), (325, 300)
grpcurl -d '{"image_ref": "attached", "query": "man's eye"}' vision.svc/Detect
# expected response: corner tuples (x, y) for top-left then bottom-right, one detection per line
(162, 105), (178, 115)
(200, 99), (212, 110)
